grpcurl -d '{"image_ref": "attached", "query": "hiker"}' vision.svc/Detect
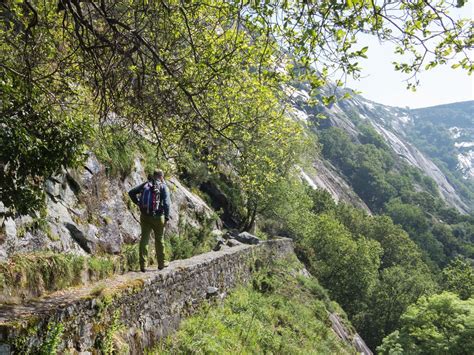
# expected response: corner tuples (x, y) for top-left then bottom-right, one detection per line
(128, 169), (171, 272)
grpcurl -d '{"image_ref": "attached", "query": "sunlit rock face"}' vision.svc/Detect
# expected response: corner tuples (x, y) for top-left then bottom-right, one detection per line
(286, 81), (472, 214)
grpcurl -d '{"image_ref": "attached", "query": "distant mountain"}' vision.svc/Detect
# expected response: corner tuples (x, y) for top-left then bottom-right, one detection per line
(412, 101), (473, 128)
(410, 101), (474, 180)
(286, 83), (473, 214)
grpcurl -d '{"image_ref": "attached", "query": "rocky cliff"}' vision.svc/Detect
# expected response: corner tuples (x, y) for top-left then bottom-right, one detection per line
(0, 153), (217, 261)
(286, 83), (472, 214)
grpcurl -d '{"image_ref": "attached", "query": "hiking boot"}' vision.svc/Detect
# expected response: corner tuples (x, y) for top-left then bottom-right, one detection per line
(158, 261), (170, 270)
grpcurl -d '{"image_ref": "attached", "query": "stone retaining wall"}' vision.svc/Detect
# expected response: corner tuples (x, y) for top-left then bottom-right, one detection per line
(0, 238), (293, 354)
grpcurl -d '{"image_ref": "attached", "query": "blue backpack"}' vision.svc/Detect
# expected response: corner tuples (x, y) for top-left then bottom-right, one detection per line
(139, 181), (162, 215)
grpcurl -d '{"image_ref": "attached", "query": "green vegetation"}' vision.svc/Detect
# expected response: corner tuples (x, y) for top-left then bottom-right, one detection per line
(96, 310), (127, 355)
(0, 252), (85, 300)
(92, 126), (172, 180)
(1, 1), (472, 353)
(93, 128), (140, 179)
(165, 214), (218, 261)
(154, 256), (353, 354)
(442, 257), (474, 300)
(256, 178), (439, 348)
(378, 292), (474, 355)
(290, 123), (474, 349)
(319, 125), (440, 212)
(182, 160), (440, 351)
(0, 249), (136, 302)
(87, 256), (115, 281)
(0, 79), (91, 214)
(0, 217), (218, 303)
(10, 321), (40, 354)
(318, 125), (474, 266)
(39, 321), (64, 355)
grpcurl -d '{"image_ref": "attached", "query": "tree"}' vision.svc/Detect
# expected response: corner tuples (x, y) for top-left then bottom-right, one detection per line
(231, 114), (310, 231)
(0, 68), (90, 214)
(379, 292), (474, 355)
(442, 257), (474, 300)
(259, 174), (316, 238)
(308, 188), (337, 215)
(385, 199), (429, 235)
(376, 331), (403, 355)
(339, 212), (431, 271)
(358, 124), (388, 149)
(300, 213), (382, 316)
(1, 0), (472, 213)
(319, 127), (354, 172)
(358, 265), (436, 349)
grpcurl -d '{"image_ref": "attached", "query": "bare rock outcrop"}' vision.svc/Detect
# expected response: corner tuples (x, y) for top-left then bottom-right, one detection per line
(0, 154), (219, 261)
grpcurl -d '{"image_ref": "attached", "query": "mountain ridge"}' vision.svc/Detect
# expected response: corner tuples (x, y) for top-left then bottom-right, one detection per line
(289, 84), (473, 214)
(412, 99), (473, 112)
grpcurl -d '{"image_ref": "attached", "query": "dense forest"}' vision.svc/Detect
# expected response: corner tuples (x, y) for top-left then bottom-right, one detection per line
(1, 0), (473, 353)
(318, 124), (474, 266)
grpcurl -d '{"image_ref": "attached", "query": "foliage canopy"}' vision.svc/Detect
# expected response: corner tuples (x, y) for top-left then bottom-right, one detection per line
(1, 0), (472, 213)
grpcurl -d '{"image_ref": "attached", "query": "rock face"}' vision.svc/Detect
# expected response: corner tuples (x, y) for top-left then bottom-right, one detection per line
(301, 161), (372, 214)
(287, 82), (471, 214)
(370, 121), (470, 213)
(329, 313), (372, 355)
(0, 239), (294, 353)
(0, 154), (218, 261)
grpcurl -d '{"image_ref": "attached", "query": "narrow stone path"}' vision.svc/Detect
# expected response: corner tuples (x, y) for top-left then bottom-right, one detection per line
(0, 243), (253, 325)
(0, 239), (294, 353)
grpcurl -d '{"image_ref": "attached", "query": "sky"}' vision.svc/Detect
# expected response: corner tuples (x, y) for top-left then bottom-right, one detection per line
(343, 2), (474, 109)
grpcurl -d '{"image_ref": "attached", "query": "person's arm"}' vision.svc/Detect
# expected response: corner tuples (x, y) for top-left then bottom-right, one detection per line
(128, 182), (146, 205)
(161, 183), (171, 221)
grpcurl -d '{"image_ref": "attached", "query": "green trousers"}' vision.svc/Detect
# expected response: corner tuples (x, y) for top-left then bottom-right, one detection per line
(139, 214), (166, 269)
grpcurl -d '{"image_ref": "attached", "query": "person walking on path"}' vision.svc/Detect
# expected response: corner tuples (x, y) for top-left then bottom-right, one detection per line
(128, 169), (171, 272)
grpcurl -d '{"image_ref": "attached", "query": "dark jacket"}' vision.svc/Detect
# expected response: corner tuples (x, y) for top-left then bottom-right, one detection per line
(128, 180), (171, 220)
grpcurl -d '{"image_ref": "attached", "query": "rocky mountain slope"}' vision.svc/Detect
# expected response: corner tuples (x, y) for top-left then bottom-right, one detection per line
(287, 83), (472, 214)
(411, 101), (473, 180)
(0, 154), (217, 261)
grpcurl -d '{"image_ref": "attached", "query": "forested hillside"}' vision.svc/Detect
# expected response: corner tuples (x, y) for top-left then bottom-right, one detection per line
(284, 84), (474, 266)
(1, 1), (473, 354)
(409, 101), (474, 202)
(283, 84), (474, 349)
